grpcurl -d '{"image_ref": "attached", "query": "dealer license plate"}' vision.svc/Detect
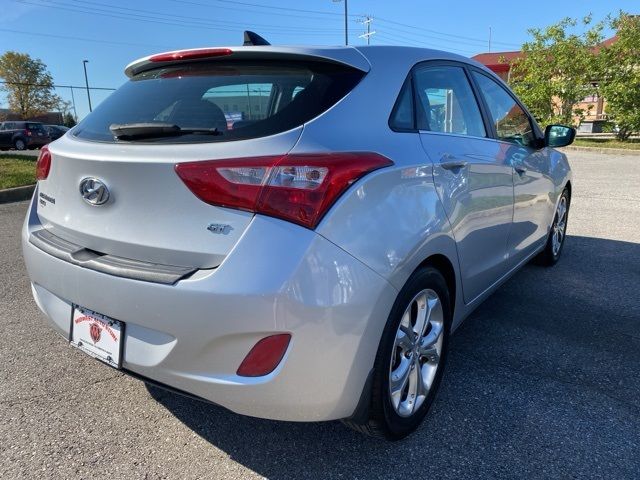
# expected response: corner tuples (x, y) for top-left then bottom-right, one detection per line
(71, 306), (123, 368)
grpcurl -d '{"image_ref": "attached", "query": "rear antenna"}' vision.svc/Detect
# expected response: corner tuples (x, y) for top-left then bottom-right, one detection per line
(243, 31), (270, 46)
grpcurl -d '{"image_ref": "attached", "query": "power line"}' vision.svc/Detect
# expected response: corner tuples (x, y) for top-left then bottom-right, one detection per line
(0, 27), (169, 49)
(167, 0), (360, 18)
(171, 0), (520, 50)
(375, 17), (520, 48)
(165, 0), (354, 23)
(67, 0), (344, 33)
(166, 0), (519, 49)
(375, 21), (514, 49)
(16, 0), (225, 32)
(0, 17), (472, 56)
(10, 0), (519, 53)
(0, 80), (116, 91)
(14, 0), (343, 36)
(164, 0), (519, 48)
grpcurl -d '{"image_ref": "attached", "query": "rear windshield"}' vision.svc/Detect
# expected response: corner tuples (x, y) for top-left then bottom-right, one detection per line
(73, 60), (364, 143)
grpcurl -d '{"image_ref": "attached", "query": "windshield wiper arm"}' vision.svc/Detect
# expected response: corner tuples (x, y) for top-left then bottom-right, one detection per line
(109, 123), (222, 140)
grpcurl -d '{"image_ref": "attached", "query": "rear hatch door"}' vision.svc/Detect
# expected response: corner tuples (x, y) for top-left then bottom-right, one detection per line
(35, 54), (366, 270)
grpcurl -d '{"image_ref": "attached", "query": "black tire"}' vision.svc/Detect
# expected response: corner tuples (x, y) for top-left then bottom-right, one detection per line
(536, 188), (570, 266)
(13, 138), (26, 151)
(343, 266), (451, 440)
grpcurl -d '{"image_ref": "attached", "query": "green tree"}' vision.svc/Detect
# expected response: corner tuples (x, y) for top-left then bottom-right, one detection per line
(57, 99), (74, 124)
(63, 112), (77, 128)
(599, 13), (640, 140)
(508, 16), (604, 126)
(0, 51), (62, 119)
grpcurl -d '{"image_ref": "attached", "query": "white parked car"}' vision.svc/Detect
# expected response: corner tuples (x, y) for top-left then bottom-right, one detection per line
(22, 41), (574, 440)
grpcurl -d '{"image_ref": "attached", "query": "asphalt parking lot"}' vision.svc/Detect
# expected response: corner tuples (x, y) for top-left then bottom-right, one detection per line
(1, 150), (638, 479)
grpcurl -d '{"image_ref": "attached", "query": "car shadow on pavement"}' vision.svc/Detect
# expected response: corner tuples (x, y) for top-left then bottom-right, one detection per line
(146, 234), (640, 479)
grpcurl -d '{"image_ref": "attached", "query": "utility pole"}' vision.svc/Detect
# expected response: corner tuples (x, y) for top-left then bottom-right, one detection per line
(358, 16), (376, 45)
(69, 86), (78, 121)
(82, 60), (92, 113)
(488, 26), (492, 53)
(344, 0), (348, 45)
(332, 0), (348, 45)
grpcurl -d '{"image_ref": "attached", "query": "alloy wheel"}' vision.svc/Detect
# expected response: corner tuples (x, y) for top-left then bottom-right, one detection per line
(552, 196), (568, 256)
(389, 289), (444, 417)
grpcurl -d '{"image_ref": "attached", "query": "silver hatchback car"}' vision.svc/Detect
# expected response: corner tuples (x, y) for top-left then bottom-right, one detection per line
(22, 43), (574, 440)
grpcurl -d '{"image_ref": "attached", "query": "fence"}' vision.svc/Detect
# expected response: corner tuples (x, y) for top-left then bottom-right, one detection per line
(0, 81), (117, 122)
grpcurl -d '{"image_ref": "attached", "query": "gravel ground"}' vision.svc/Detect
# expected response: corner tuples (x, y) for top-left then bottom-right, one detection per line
(0, 150), (638, 479)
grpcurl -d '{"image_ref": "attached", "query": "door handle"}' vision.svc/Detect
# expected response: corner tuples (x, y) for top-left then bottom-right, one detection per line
(514, 165), (527, 174)
(440, 159), (468, 170)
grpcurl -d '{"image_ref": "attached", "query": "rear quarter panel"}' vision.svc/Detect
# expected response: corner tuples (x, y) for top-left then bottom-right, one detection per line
(300, 48), (464, 327)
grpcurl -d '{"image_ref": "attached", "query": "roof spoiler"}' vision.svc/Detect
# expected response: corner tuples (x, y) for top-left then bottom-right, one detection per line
(243, 31), (270, 46)
(125, 45), (371, 78)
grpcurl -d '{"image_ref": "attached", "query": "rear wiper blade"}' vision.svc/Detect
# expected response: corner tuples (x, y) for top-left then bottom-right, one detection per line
(109, 123), (222, 140)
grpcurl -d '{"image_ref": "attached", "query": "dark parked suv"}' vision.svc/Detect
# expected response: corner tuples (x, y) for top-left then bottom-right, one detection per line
(0, 121), (51, 150)
(44, 124), (70, 141)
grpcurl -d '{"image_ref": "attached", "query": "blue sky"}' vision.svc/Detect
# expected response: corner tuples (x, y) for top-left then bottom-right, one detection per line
(0, 0), (635, 120)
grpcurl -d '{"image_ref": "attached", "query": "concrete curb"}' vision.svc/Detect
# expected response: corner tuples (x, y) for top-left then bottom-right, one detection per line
(0, 151), (39, 158)
(0, 184), (35, 204)
(561, 146), (640, 156)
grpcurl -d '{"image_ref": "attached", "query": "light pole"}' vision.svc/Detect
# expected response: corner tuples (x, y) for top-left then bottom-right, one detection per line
(332, 0), (348, 46)
(82, 60), (92, 113)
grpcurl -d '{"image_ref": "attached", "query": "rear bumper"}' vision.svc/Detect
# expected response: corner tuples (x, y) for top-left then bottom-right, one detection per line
(22, 190), (396, 421)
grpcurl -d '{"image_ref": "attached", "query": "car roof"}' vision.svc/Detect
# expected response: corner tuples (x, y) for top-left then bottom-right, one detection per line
(355, 45), (495, 74)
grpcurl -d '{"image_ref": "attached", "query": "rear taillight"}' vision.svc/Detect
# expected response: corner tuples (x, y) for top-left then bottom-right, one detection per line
(35, 146), (51, 180)
(175, 153), (393, 229)
(25, 129), (32, 136)
(237, 334), (291, 377)
(149, 48), (233, 63)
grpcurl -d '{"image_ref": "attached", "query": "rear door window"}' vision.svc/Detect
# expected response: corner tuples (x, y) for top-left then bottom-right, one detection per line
(413, 65), (486, 137)
(73, 61), (364, 143)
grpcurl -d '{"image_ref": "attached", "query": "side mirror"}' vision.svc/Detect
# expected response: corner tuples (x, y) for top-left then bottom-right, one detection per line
(544, 124), (576, 148)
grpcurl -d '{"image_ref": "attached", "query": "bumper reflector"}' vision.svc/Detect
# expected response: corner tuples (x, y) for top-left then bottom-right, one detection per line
(237, 334), (291, 377)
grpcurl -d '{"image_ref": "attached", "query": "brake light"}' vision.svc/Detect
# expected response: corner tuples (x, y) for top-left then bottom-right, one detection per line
(149, 48), (233, 63)
(35, 146), (51, 180)
(175, 153), (393, 229)
(237, 334), (291, 377)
